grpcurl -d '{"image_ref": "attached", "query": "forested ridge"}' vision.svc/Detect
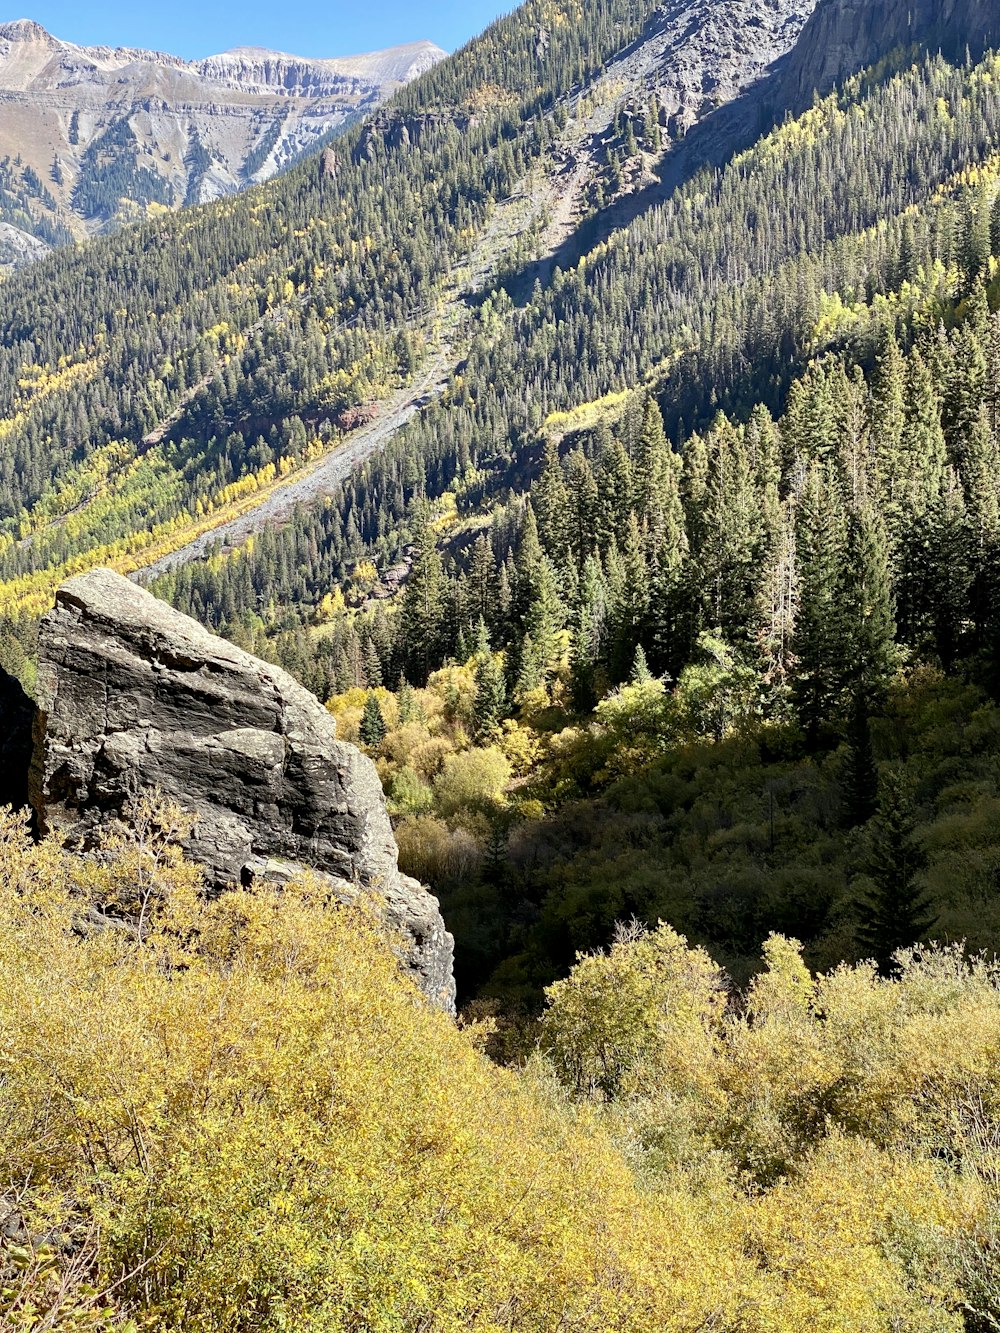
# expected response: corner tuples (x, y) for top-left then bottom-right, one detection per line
(0, 0), (664, 614)
(0, 0), (997, 991)
(137, 48), (1000, 1006)
(5, 0), (1000, 1325)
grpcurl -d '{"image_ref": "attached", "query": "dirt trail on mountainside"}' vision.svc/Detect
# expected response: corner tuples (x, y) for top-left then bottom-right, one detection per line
(134, 1), (812, 579)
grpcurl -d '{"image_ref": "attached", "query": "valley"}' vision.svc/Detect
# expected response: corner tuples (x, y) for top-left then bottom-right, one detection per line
(4, 0), (1000, 1324)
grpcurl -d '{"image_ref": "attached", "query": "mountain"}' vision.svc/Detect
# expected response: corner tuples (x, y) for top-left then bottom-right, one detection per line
(6, 0), (1000, 1324)
(780, 0), (1000, 101)
(0, 18), (444, 264)
(1, 0), (1000, 1032)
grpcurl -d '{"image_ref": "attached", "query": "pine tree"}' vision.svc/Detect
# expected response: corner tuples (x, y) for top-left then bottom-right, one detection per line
(870, 335), (906, 524)
(400, 524), (448, 683)
(630, 644), (652, 683)
(842, 691), (879, 828)
(606, 514), (649, 682)
(534, 437), (570, 560)
(856, 771), (937, 974)
(595, 427), (633, 552)
(844, 504), (896, 696)
(473, 645), (507, 741)
(510, 503), (565, 698)
(926, 474), (973, 670)
(792, 464), (850, 745)
(700, 420), (766, 645)
(563, 448), (599, 568)
(570, 554), (609, 710)
(634, 397), (671, 522)
(359, 692), (387, 750)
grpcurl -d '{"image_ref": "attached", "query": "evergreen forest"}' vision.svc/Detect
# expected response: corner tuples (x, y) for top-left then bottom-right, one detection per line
(4, 0), (1000, 1325)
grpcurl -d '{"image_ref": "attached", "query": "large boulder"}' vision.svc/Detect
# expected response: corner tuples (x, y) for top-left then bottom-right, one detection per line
(30, 569), (455, 1011)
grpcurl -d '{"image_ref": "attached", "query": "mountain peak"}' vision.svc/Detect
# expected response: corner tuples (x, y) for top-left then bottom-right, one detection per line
(0, 20), (444, 252)
(0, 18), (51, 41)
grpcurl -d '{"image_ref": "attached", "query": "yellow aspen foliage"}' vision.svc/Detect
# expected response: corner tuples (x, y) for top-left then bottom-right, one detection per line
(0, 810), (997, 1329)
(0, 807), (759, 1333)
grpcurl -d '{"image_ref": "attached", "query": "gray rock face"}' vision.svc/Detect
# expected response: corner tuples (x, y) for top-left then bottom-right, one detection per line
(779, 0), (1000, 103)
(30, 569), (455, 1011)
(0, 22), (445, 270)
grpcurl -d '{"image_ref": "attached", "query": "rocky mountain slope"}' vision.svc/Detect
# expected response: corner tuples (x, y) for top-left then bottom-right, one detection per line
(779, 0), (1000, 102)
(0, 18), (444, 264)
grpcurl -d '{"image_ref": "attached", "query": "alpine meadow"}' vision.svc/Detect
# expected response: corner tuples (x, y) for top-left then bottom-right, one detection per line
(5, 0), (1000, 1327)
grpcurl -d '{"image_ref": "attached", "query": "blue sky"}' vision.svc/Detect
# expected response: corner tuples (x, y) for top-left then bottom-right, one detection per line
(13, 2), (511, 58)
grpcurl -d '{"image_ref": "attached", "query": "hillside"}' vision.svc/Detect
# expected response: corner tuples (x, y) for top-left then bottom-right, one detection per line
(6, 0), (1000, 1325)
(0, 0), (1000, 989)
(0, 0), (825, 615)
(0, 18), (444, 263)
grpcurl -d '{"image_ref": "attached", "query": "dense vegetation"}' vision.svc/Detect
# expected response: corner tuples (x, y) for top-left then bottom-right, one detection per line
(0, 0), (665, 615)
(4, 798), (1000, 1331)
(143, 50), (1000, 1007)
(7, 2), (1000, 1320)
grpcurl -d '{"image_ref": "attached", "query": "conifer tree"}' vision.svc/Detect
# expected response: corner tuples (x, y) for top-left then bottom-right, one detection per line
(792, 464), (849, 745)
(634, 397), (671, 522)
(856, 771), (937, 974)
(359, 692), (387, 750)
(630, 644), (652, 684)
(699, 421), (765, 645)
(510, 504), (565, 697)
(473, 629), (507, 741)
(844, 504), (896, 696)
(564, 449), (599, 568)
(595, 430), (633, 553)
(534, 438), (570, 561)
(870, 334), (906, 525)
(570, 555), (609, 710)
(400, 524), (448, 683)
(606, 515), (649, 682)
(842, 691), (879, 828)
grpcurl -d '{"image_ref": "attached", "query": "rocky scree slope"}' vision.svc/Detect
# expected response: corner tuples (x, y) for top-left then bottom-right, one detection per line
(0, 18), (444, 266)
(14, 567), (455, 1009)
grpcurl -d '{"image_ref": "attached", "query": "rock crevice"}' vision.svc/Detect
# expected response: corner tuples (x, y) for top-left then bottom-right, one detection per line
(27, 569), (455, 1011)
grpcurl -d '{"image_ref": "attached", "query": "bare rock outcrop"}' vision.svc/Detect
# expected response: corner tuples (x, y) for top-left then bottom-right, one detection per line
(0, 22), (445, 269)
(778, 0), (1000, 105)
(30, 569), (455, 1011)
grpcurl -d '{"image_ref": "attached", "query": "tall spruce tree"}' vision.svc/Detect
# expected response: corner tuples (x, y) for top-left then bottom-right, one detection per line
(792, 464), (850, 745)
(400, 524), (448, 683)
(359, 692), (388, 751)
(856, 771), (936, 974)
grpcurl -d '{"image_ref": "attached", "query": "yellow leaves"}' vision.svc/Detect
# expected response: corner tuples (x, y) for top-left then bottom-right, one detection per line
(542, 921), (725, 1103)
(543, 386), (632, 435)
(0, 355), (101, 444)
(316, 587), (346, 622)
(3, 802), (1000, 1328)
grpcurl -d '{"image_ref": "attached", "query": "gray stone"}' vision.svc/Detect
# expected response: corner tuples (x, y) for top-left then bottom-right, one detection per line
(30, 569), (455, 1011)
(778, 0), (1000, 105)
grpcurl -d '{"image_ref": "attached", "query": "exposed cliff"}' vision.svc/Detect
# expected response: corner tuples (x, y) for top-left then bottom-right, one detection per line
(28, 569), (455, 1010)
(0, 20), (445, 265)
(779, 0), (1000, 103)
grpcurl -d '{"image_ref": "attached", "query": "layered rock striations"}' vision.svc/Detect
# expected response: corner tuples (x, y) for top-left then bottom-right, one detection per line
(0, 20), (445, 267)
(28, 568), (455, 1010)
